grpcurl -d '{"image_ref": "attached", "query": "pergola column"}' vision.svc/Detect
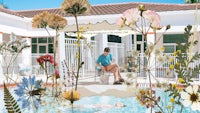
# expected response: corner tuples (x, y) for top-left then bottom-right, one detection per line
(58, 32), (66, 79)
(21, 37), (31, 70)
(95, 33), (108, 56)
(0, 32), (3, 78)
(85, 36), (93, 71)
(122, 34), (133, 56)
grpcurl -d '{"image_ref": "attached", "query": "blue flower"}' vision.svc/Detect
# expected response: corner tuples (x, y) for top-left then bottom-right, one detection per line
(14, 76), (44, 110)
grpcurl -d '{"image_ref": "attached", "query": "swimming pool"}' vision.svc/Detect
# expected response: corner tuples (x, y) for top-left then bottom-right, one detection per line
(64, 96), (144, 113)
(63, 95), (199, 113)
(1, 88), (199, 113)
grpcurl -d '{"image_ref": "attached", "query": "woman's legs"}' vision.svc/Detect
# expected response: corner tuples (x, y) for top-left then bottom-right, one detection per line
(106, 64), (123, 82)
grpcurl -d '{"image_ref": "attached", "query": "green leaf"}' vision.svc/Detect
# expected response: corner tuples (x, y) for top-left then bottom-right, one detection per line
(4, 83), (22, 113)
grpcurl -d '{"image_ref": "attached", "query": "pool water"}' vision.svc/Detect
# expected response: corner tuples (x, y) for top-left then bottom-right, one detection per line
(63, 95), (200, 113)
(64, 96), (144, 113)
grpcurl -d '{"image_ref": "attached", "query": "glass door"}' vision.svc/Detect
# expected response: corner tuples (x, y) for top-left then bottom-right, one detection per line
(136, 41), (146, 53)
(38, 44), (47, 53)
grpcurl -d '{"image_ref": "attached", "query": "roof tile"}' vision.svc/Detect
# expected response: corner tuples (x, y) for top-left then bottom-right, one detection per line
(2, 2), (200, 18)
(0, 7), (24, 17)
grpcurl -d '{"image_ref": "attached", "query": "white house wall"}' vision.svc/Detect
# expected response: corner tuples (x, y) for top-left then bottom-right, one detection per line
(159, 10), (200, 26)
(65, 14), (121, 26)
(0, 12), (28, 34)
(0, 9), (199, 36)
(158, 10), (200, 34)
(0, 9), (200, 58)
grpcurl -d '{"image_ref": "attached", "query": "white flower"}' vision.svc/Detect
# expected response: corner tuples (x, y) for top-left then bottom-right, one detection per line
(180, 85), (200, 111)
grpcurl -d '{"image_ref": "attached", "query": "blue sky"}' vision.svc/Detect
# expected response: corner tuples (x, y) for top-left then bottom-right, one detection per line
(2, 0), (184, 10)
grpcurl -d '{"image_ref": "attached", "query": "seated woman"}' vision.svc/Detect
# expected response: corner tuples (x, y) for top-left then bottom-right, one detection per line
(96, 47), (124, 85)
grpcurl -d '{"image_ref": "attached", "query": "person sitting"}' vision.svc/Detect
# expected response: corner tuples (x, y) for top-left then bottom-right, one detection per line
(96, 47), (124, 85)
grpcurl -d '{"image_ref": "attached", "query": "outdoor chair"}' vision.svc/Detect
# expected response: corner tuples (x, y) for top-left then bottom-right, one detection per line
(96, 66), (111, 84)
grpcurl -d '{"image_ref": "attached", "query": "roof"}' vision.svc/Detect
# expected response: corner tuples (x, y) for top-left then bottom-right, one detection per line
(1, 2), (200, 18)
(0, 7), (24, 17)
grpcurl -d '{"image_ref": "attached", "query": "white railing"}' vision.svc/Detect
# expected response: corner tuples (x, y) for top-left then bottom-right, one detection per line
(107, 42), (125, 66)
(0, 53), (55, 77)
(64, 39), (125, 78)
(64, 38), (97, 78)
(135, 53), (200, 80)
(31, 54), (54, 75)
(1, 39), (199, 82)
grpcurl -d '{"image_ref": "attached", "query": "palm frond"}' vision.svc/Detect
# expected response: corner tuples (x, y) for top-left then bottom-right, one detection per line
(4, 83), (21, 113)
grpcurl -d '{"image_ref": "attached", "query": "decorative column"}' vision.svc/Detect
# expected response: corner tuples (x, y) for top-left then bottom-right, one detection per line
(21, 37), (32, 71)
(58, 32), (66, 80)
(0, 32), (3, 79)
(95, 33), (108, 56)
(134, 33), (137, 51)
(85, 35), (93, 71)
(122, 34), (133, 57)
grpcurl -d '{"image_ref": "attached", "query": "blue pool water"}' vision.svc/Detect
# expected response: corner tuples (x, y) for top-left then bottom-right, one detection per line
(1, 88), (200, 113)
(64, 95), (200, 113)
(64, 96), (145, 113)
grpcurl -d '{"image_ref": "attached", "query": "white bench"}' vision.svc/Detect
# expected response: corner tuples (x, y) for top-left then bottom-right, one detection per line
(96, 66), (111, 84)
(99, 71), (111, 84)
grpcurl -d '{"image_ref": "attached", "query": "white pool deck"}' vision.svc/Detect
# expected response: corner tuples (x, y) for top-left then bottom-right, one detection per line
(77, 73), (137, 98)
(75, 72), (200, 98)
(1, 72), (200, 98)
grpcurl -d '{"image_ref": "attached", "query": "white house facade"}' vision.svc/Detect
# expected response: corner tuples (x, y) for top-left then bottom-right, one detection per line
(0, 2), (200, 78)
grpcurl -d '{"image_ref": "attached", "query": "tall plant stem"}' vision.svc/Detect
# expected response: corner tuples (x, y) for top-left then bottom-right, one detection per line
(74, 14), (81, 91)
(147, 61), (153, 113)
(5, 52), (20, 83)
(146, 32), (153, 113)
(44, 25), (58, 96)
(55, 29), (59, 96)
(44, 62), (49, 85)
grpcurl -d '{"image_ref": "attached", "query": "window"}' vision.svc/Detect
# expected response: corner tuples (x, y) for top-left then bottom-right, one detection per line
(38, 38), (47, 43)
(108, 35), (121, 43)
(164, 45), (175, 53)
(39, 45), (46, 53)
(31, 37), (54, 54)
(132, 34), (146, 52)
(132, 35), (134, 44)
(32, 38), (37, 43)
(48, 38), (53, 43)
(132, 34), (143, 43)
(137, 35), (142, 41)
(163, 34), (185, 43)
(163, 34), (185, 53)
(91, 36), (95, 40)
(48, 44), (53, 53)
(32, 45), (37, 53)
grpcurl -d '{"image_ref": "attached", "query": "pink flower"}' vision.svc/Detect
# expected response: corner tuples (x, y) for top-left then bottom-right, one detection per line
(116, 17), (124, 27)
(122, 8), (140, 25)
(37, 54), (57, 66)
(116, 6), (162, 30)
(143, 10), (162, 29)
(55, 70), (60, 79)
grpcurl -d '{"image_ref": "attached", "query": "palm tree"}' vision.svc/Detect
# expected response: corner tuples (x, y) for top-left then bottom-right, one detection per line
(185, 0), (200, 3)
(0, 0), (8, 9)
(184, 0), (199, 55)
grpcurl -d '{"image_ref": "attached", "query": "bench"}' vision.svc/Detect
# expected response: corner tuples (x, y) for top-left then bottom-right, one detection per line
(96, 66), (111, 84)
